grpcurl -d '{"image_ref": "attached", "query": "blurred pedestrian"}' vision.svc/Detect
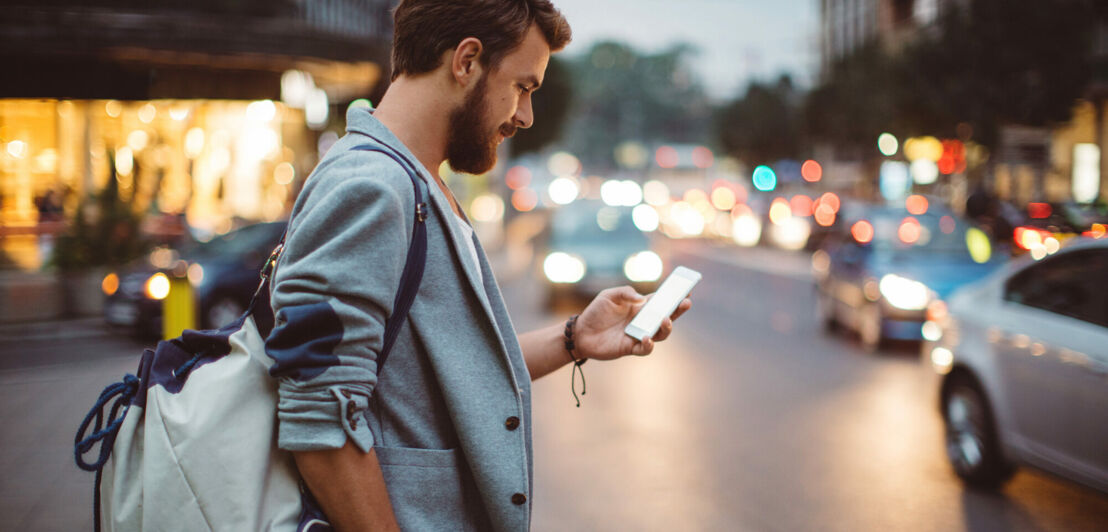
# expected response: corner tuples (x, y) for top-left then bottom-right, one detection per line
(266, 1), (692, 530)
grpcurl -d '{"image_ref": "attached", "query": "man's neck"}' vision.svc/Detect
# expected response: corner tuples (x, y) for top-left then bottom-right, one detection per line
(373, 74), (467, 217)
(372, 76), (451, 180)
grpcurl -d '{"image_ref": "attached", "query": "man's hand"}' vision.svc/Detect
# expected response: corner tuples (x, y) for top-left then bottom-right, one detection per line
(574, 286), (692, 361)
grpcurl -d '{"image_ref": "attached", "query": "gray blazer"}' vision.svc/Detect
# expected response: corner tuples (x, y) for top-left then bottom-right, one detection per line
(268, 106), (534, 531)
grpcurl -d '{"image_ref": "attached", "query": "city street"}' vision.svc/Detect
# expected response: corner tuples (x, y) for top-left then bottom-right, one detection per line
(2, 239), (1108, 530)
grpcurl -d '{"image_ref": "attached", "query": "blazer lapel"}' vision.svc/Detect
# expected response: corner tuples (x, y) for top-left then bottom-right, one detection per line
(423, 178), (501, 333)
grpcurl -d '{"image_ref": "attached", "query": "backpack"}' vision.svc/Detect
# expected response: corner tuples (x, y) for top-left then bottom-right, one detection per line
(74, 145), (429, 531)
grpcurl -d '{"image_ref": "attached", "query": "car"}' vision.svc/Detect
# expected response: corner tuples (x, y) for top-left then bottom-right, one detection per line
(926, 237), (1108, 493)
(813, 204), (1006, 351)
(537, 200), (662, 306)
(103, 221), (287, 337)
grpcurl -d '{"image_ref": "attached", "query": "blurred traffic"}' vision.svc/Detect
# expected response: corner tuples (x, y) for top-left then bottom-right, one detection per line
(1, 0), (1107, 525)
(102, 221), (286, 337)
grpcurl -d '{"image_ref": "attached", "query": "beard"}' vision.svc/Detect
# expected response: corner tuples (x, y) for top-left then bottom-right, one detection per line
(445, 73), (516, 175)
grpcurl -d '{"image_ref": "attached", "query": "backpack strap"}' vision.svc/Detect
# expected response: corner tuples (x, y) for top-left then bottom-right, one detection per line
(250, 142), (430, 369)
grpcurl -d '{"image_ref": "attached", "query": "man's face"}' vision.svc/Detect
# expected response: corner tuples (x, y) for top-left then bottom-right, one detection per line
(446, 24), (551, 175)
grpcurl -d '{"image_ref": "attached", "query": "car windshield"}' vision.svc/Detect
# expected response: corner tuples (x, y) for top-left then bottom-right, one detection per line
(186, 223), (285, 260)
(550, 204), (646, 249)
(861, 211), (977, 259)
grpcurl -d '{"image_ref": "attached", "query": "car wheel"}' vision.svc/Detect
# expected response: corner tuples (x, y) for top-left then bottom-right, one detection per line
(942, 377), (1014, 489)
(206, 297), (246, 329)
(858, 302), (883, 352)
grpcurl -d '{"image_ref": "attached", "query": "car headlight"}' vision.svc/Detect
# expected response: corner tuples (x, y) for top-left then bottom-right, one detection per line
(145, 272), (171, 300)
(623, 251), (662, 282)
(878, 274), (929, 310)
(102, 273), (120, 296)
(543, 252), (586, 283)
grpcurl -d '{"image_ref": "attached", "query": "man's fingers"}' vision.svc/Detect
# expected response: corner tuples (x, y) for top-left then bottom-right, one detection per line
(632, 337), (654, 356)
(670, 298), (692, 320)
(652, 317), (673, 342)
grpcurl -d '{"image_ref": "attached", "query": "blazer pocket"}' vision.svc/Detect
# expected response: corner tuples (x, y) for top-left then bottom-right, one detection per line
(374, 447), (485, 531)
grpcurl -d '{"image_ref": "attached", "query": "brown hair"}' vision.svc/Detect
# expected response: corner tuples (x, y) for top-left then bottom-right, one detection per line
(390, 0), (572, 81)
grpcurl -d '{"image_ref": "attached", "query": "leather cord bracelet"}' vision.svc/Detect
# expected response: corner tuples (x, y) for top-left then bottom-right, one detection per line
(563, 314), (587, 407)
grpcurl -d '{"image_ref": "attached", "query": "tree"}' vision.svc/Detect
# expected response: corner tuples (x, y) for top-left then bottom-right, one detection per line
(718, 75), (803, 166)
(805, 0), (1100, 153)
(559, 42), (713, 169)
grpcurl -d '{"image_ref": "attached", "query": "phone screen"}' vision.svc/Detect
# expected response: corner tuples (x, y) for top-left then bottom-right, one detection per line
(628, 272), (697, 335)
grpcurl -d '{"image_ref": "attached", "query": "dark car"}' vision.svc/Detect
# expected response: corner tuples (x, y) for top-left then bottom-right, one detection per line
(813, 204), (1006, 351)
(103, 221), (287, 337)
(538, 200), (662, 306)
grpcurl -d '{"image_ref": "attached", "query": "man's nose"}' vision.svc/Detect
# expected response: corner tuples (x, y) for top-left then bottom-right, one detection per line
(514, 97), (534, 129)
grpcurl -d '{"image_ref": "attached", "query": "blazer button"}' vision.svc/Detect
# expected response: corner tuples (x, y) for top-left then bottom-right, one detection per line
(504, 416), (520, 431)
(511, 493), (527, 505)
(346, 400), (358, 430)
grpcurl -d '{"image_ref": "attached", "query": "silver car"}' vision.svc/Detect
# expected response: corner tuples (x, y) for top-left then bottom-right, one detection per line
(926, 237), (1108, 493)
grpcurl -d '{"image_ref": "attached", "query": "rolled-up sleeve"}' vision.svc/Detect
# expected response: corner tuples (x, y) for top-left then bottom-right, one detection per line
(266, 167), (412, 453)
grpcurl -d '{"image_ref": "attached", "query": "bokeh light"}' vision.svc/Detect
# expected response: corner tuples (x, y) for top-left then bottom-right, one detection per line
(818, 192), (840, 213)
(940, 215), (956, 234)
(851, 220), (874, 243)
(643, 180), (670, 206)
(655, 145), (679, 169)
(768, 197), (791, 225)
(732, 211), (762, 247)
(273, 162), (295, 185)
(547, 151), (581, 176)
(1028, 202), (1052, 219)
(905, 194), (928, 215)
(965, 227), (992, 264)
(801, 160), (822, 182)
(898, 217), (922, 244)
(548, 176), (579, 205)
(814, 204), (836, 227)
(752, 165), (776, 192)
(670, 201), (705, 237)
(710, 186), (737, 211)
(790, 195), (813, 217)
(632, 204), (660, 232)
(505, 165), (532, 190)
(910, 159), (939, 185)
(511, 188), (537, 212)
(878, 133), (899, 156)
(471, 194), (505, 222)
(692, 146), (714, 169)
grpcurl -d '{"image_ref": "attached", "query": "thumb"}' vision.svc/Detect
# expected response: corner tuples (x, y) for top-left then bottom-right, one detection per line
(607, 285), (645, 304)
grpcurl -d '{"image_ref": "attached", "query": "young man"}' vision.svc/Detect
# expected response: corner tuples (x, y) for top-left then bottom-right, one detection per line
(267, 1), (692, 529)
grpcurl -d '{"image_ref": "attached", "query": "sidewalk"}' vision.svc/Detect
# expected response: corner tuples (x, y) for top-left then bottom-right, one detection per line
(0, 269), (104, 324)
(0, 341), (138, 530)
(0, 316), (111, 343)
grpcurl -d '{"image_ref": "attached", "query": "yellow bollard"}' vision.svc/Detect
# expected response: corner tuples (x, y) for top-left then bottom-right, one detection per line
(163, 275), (196, 339)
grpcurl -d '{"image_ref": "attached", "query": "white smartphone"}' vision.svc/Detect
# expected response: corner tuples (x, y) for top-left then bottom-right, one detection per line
(624, 266), (701, 341)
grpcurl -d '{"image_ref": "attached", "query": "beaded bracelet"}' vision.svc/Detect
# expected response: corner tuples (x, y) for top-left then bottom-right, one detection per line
(563, 314), (587, 407)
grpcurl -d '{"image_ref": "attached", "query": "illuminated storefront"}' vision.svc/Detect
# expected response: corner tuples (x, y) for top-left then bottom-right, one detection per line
(1, 0), (392, 271)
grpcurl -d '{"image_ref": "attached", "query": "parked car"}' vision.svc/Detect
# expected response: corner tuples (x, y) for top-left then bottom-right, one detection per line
(538, 200), (662, 306)
(103, 221), (287, 337)
(927, 237), (1108, 493)
(813, 204), (1005, 351)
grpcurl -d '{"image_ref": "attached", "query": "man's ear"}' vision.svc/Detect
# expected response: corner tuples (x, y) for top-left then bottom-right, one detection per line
(450, 37), (484, 87)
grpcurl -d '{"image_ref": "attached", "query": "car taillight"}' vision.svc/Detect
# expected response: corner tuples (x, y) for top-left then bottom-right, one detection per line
(1013, 226), (1052, 250)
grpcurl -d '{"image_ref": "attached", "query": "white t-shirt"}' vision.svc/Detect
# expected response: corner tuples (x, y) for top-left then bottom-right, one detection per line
(455, 213), (483, 285)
